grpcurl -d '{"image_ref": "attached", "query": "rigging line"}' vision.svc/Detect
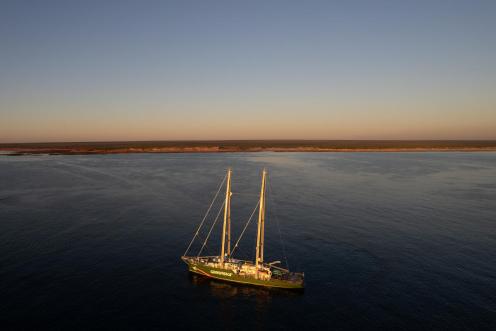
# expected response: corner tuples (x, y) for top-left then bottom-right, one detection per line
(183, 173), (227, 256)
(268, 179), (290, 269)
(231, 200), (260, 257)
(197, 200), (225, 257)
(194, 233), (210, 252)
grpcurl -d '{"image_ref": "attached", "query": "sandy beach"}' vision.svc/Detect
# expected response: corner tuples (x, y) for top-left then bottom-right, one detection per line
(1, 140), (496, 155)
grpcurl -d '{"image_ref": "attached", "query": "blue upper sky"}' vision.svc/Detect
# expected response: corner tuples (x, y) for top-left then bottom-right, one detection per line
(1, 0), (495, 142)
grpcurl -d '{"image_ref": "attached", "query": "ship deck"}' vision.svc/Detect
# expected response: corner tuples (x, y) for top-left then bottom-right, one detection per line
(181, 256), (304, 287)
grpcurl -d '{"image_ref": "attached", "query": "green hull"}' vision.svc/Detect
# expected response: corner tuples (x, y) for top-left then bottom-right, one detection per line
(184, 260), (304, 289)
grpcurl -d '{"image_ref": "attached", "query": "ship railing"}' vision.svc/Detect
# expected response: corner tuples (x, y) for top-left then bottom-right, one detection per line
(186, 256), (304, 280)
(270, 265), (290, 273)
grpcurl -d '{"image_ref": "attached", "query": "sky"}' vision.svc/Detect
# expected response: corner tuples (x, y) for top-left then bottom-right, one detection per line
(1, 0), (495, 142)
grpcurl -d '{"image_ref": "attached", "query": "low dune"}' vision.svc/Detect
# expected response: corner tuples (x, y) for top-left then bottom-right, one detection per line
(1, 140), (496, 155)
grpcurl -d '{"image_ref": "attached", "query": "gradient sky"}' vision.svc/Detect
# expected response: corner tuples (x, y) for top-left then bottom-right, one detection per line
(1, 0), (495, 142)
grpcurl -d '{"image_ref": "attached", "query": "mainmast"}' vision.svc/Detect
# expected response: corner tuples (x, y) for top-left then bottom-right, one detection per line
(220, 168), (232, 264)
(255, 169), (267, 270)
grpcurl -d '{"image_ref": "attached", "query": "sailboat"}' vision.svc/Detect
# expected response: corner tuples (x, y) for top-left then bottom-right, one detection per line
(181, 169), (304, 289)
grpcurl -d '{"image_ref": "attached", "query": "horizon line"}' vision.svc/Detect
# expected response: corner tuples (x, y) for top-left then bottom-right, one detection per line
(2, 138), (496, 146)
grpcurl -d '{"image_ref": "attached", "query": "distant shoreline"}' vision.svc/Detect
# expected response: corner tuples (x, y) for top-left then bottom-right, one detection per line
(1, 140), (496, 155)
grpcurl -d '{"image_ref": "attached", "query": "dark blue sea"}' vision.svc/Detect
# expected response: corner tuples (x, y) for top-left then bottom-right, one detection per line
(1, 152), (495, 330)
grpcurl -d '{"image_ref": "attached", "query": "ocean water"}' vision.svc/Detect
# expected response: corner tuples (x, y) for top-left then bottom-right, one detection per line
(0, 152), (495, 330)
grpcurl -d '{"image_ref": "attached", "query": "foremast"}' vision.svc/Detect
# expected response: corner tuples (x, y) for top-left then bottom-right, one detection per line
(220, 168), (232, 264)
(255, 169), (267, 272)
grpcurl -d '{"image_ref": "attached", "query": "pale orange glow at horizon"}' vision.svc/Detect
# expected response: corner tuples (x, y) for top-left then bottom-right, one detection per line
(2, 93), (495, 142)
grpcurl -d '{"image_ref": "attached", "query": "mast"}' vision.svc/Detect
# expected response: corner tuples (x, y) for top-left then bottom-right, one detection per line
(255, 169), (267, 270)
(227, 178), (231, 257)
(220, 168), (232, 264)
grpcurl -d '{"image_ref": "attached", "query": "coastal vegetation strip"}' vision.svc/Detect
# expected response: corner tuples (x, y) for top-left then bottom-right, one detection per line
(1, 140), (496, 155)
